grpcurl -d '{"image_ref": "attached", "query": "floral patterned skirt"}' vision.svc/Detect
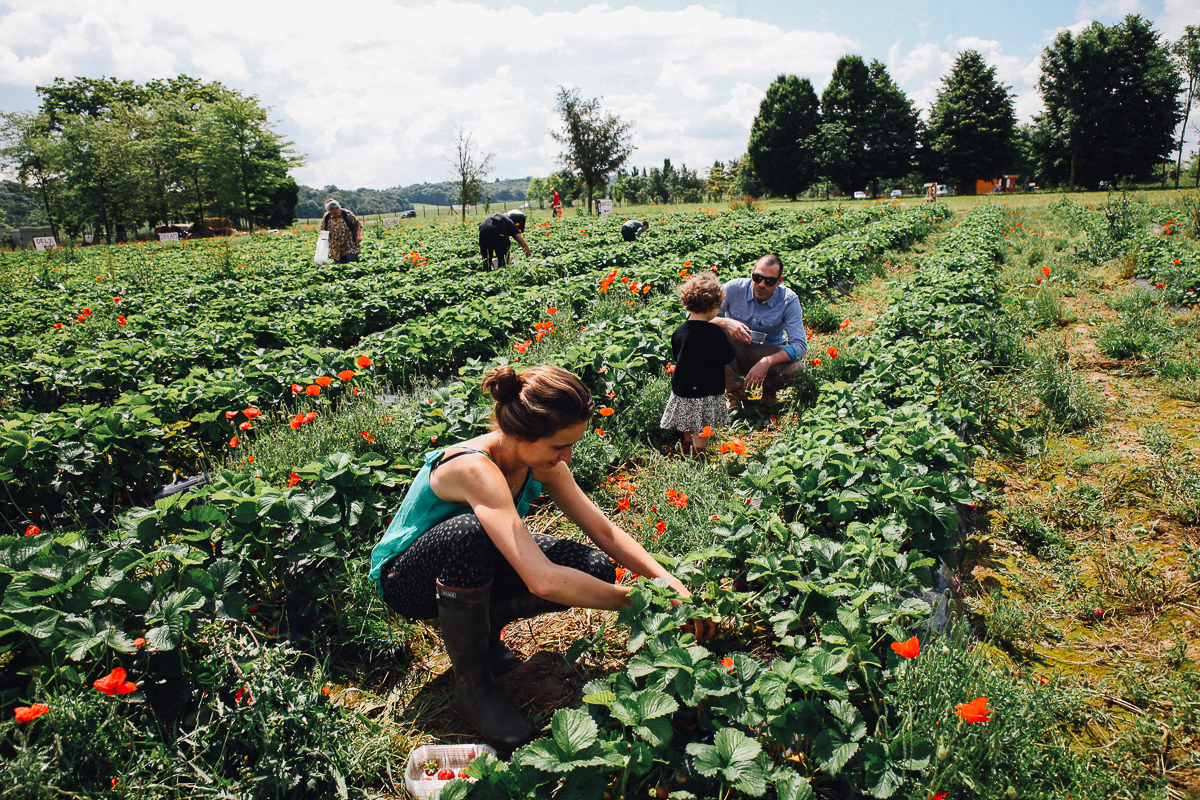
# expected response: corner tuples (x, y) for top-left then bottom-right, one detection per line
(659, 392), (728, 432)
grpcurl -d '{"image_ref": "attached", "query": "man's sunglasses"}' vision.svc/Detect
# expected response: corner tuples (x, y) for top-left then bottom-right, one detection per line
(750, 273), (779, 286)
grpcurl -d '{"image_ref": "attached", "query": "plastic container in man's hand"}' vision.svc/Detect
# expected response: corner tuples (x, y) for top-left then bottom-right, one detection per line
(404, 743), (497, 798)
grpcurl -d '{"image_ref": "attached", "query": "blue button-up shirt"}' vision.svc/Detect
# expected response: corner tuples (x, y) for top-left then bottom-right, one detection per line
(718, 278), (807, 361)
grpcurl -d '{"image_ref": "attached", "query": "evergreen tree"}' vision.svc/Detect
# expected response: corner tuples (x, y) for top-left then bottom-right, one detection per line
(819, 56), (917, 196)
(927, 50), (1018, 192)
(746, 74), (821, 199)
(1035, 15), (1182, 189)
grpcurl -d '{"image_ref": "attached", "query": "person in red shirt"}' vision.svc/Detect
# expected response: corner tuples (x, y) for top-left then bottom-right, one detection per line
(550, 188), (562, 217)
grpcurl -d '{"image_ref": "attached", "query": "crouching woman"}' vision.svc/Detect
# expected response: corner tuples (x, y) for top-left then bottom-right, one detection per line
(369, 365), (699, 751)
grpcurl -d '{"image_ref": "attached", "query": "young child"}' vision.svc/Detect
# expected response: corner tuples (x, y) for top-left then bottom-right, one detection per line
(660, 272), (737, 456)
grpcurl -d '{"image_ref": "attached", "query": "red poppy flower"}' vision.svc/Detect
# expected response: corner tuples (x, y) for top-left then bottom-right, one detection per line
(719, 438), (746, 455)
(238, 421), (252, 430)
(890, 636), (920, 659)
(353, 387), (363, 396)
(598, 407), (615, 417)
(77, 314), (86, 322)
(721, 657), (734, 674)
(666, 364), (675, 372)
(81, 308), (91, 316)
(235, 687), (252, 705)
(826, 347), (838, 359)
(133, 637), (146, 648)
(315, 376), (333, 388)
(94, 667), (137, 696)
(225, 410), (238, 419)
(1157, 283), (1165, 289)
(954, 697), (992, 723)
(1041, 266), (1051, 276)
(547, 307), (557, 314)
(655, 520), (665, 534)
(672, 493), (688, 509)
(595, 428), (605, 437)
(117, 316), (127, 325)
(515, 341), (528, 354)
(931, 793), (947, 800)
(25, 525), (39, 536)
(338, 370), (355, 381)
(291, 384), (302, 393)
(53, 323), (63, 329)
(614, 567), (625, 583)
(302, 411), (318, 423)
(683, 261), (692, 268)
(229, 436), (239, 448)
(290, 417), (302, 429)
(621, 276), (631, 283)
(811, 358), (822, 366)
(113, 297), (121, 303)
(241, 408), (259, 420)
(360, 431), (375, 442)
(355, 355), (372, 367)
(840, 319), (850, 328)
(666, 489), (677, 498)
(14, 703), (49, 723)
(618, 497), (631, 511)
(286, 472), (302, 488)
(306, 385), (321, 397)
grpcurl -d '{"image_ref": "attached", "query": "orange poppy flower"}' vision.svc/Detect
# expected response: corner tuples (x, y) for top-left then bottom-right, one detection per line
(721, 657), (734, 673)
(53, 323), (63, 329)
(81, 308), (91, 316)
(117, 316), (127, 325)
(890, 636), (920, 659)
(700, 426), (715, 437)
(595, 428), (605, 436)
(94, 667), (137, 696)
(614, 567), (625, 583)
(290, 417), (302, 429)
(666, 489), (677, 498)
(655, 520), (665, 534)
(618, 497), (631, 511)
(14, 704), (49, 723)
(954, 697), (992, 723)
(672, 493), (688, 509)
(238, 421), (252, 430)
(360, 431), (375, 442)
(133, 637), (146, 648)
(243, 408), (261, 419)
(338, 370), (355, 381)
(547, 307), (557, 314)
(1041, 266), (1051, 276)
(229, 436), (239, 448)
(225, 410), (238, 419)
(811, 358), (822, 366)
(355, 356), (372, 367)
(598, 407), (615, 416)
(306, 385), (321, 397)
(826, 347), (838, 359)
(291, 384), (302, 393)
(719, 438), (746, 455)
(315, 376), (333, 388)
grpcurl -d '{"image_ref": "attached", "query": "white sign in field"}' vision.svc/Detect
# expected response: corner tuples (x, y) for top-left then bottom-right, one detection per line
(380, 218), (399, 229)
(598, 199), (613, 216)
(158, 232), (180, 242)
(33, 237), (57, 251)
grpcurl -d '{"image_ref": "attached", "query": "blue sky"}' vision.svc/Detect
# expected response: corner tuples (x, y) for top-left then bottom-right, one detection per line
(0, 0), (1193, 189)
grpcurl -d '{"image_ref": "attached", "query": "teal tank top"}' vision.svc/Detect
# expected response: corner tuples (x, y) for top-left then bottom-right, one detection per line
(368, 446), (543, 583)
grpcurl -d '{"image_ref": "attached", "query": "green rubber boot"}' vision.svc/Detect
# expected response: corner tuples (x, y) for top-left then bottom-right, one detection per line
(488, 591), (565, 674)
(437, 581), (534, 753)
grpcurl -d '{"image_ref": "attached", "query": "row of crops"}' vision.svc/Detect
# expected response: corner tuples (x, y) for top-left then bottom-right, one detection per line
(0, 198), (1171, 797)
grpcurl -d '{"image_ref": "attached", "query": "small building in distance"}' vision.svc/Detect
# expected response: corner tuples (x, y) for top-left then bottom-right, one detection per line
(975, 175), (1020, 194)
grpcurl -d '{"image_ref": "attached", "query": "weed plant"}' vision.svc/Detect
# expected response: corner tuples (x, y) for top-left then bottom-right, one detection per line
(1022, 344), (1105, 432)
(1097, 290), (1173, 361)
(1141, 423), (1200, 524)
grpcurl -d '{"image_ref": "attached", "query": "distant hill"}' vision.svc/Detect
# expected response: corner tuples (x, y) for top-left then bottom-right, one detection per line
(295, 185), (413, 220)
(295, 177), (531, 219)
(401, 177), (530, 207)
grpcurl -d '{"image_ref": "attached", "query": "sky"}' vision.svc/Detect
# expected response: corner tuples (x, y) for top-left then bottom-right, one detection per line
(0, 0), (1195, 190)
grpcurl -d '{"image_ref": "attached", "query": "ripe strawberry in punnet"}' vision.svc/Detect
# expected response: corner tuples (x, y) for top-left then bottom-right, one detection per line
(437, 769), (455, 780)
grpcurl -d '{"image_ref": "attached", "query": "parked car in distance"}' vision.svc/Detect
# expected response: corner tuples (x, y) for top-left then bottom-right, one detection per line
(935, 185), (949, 196)
(400, 210), (416, 218)
(890, 189), (902, 198)
(853, 191), (867, 200)
(519, 203), (531, 209)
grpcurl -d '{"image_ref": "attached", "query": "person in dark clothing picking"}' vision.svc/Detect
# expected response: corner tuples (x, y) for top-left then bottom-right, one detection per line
(479, 210), (531, 269)
(620, 218), (650, 242)
(659, 272), (736, 457)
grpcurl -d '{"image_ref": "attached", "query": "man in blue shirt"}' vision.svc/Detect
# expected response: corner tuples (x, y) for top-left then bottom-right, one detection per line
(712, 254), (807, 407)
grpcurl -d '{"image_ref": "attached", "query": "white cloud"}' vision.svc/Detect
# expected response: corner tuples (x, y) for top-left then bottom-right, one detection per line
(1075, 0), (1145, 21)
(0, 0), (862, 187)
(1156, 0), (1196, 39)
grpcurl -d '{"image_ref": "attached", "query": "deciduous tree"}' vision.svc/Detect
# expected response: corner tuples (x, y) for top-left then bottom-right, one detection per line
(927, 51), (1017, 193)
(447, 125), (493, 224)
(1172, 26), (1200, 188)
(551, 87), (635, 215)
(1035, 15), (1182, 190)
(746, 75), (821, 199)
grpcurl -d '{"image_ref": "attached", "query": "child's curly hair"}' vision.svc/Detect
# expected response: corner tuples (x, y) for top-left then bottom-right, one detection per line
(679, 271), (724, 313)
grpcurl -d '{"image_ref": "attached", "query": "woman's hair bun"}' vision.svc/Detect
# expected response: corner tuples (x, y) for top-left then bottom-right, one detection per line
(481, 365), (522, 405)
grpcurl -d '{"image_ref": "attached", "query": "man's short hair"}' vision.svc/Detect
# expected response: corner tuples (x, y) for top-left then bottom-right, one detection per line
(756, 253), (783, 275)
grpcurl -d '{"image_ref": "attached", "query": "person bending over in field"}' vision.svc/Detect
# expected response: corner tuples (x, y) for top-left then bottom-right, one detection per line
(620, 218), (649, 242)
(320, 199), (361, 263)
(478, 209), (531, 270)
(370, 365), (709, 752)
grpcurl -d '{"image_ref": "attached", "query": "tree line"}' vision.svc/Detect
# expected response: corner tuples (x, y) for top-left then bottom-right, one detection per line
(745, 15), (1198, 199)
(0, 76), (303, 243)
